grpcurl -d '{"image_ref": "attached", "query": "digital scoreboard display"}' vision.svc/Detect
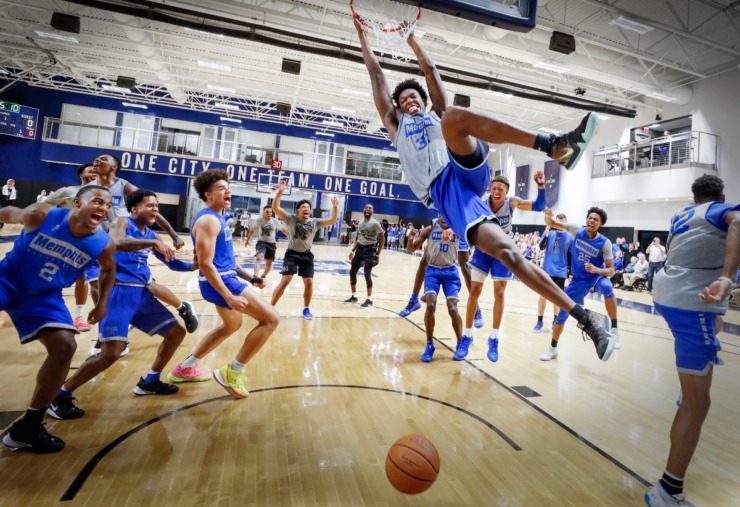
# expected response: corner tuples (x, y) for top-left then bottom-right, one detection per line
(0, 100), (39, 140)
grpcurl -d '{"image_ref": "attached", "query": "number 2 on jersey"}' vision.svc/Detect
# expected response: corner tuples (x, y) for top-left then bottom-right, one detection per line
(39, 262), (60, 282)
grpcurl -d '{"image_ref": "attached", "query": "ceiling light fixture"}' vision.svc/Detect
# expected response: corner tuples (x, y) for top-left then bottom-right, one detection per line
(220, 117), (242, 123)
(215, 102), (240, 111)
(533, 61), (568, 73)
(198, 60), (231, 71)
(331, 106), (355, 114)
(315, 131), (335, 137)
(184, 27), (224, 38)
(647, 92), (677, 102)
(322, 120), (344, 127)
(608, 16), (654, 36)
(34, 30), (79, 43)
(484, 90), (513, 99)
(122, 102), (147, 109)
(101, 84), (130, 94)
(208, 84), (236, 94)
(342, 88), (370, 97)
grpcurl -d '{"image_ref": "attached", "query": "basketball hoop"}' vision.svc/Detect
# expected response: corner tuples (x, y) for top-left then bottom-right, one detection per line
(351, 0), (421, 62)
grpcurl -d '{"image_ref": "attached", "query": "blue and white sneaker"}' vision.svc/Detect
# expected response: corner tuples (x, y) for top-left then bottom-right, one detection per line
(474, 306), (484, 329)
(302, 308), (314, 320)
(453, 335), (474, 361)
(533, 321), (544, 333)
(420, 342), (435, 363)
(399, 299), (421, 317)
(487, 337), (499, 362)
(552, 112), (598, 170)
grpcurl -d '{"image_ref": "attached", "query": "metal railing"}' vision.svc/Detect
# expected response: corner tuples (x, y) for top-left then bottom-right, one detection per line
(42, 117), (404, 182)
(591, 131), (718, 178)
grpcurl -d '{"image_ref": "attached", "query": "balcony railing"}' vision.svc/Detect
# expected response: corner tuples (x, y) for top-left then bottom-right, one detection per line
(42, 117), (404, 183)
(591, 131), (718, 178)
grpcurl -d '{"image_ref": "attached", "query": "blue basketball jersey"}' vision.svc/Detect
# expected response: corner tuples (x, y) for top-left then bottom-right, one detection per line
(114, 217), (155, 286)
(483, 194), (514, 234)
(192, 207), (235, 274)
(570, 227), (609, 278)
(0, 207), (110, 294)
(542, 230), (572, 278)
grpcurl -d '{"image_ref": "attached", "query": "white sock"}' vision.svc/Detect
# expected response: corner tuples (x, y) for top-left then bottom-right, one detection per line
(352, 292), (356, 298)
(464, 327), (473, 336)
(75, 305), (85, 318)
(490, 328), (500, 339)
(181, 354), (199, 368)
(367, 297), (372, 302)
(231, 359), (246, 372)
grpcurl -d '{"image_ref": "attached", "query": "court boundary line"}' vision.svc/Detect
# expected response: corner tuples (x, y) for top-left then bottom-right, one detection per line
(59, 385), (519, 501)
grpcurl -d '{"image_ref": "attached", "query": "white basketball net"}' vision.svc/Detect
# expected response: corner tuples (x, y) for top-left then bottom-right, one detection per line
(351, 0), (420, 62)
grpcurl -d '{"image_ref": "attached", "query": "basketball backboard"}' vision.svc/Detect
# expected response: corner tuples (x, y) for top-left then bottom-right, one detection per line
(257, 172), (292, 195)
(395, 0), (538, 33)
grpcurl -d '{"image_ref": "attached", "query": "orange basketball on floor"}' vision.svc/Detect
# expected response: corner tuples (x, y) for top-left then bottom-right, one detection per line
(385, 434), (440, 494)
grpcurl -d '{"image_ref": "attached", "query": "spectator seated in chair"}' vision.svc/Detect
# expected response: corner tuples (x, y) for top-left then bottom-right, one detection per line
(623, 253), (648, 291)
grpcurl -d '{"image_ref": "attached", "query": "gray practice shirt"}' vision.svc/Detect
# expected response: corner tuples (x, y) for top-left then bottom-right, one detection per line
(252, 217), (281, 244)
(45, 185), (80, 209)
(283, 213), (322, 253)
(356, 218), (384, 246)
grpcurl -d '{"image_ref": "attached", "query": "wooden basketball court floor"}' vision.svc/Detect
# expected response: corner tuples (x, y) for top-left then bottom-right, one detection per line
(1, 233), (738, 506)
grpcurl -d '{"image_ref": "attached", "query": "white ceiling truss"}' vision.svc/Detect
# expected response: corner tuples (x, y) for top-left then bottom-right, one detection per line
(0, 0), (738, 138)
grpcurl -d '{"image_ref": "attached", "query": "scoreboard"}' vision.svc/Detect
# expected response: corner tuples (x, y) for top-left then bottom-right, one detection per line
(0, 100), (39, 140)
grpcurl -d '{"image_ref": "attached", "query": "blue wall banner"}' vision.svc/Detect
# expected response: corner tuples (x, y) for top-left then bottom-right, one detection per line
(543, 160), (560, 208)
(514, 164), (530, 200)
(39, 143), (420, 202)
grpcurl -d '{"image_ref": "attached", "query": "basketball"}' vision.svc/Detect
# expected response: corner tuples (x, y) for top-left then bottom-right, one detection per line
(385, 435), (440, 494)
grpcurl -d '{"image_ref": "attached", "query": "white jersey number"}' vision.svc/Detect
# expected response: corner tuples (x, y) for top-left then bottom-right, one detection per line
(39, 262), (60, 282)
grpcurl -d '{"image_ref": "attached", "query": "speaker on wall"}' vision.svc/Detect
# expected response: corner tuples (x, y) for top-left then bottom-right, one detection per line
(116, 76), (136, 89)
(281, 59), (301, 75)
(549, 31), (576, 55)
(453, 94), (470, 107)
(276, 102), (291, 115)
(51, 12), (80, 34)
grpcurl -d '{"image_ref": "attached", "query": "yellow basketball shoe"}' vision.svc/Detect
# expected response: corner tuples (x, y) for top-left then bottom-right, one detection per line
(213, 364), (249, 399)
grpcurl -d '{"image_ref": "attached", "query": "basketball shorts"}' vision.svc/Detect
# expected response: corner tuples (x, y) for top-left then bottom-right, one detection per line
(429, 141), (498, 244)
(423, 265), (461, 300)
(199, 273), (249, 309)
(85, 262), (100, 283)
(469, 248), (513, 283)
(255, 240), (277, 261)
(459, 237), (469, 252)
(98, 285), (177, 343)
(554, 275), (613, 325)
(281, 249), (315, 278)
(0, 279), (77, 344)
(550, 275), (566, 290)
(352, 244), (378, 268)
(654, 303), (722, 376)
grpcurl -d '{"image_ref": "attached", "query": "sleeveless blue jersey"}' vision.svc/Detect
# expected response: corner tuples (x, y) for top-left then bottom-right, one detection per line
(0, 207), (110, 294)
(570, 227), (608, 278)
(192, 208), (235, 275)
(483, 194), (514, 234)
(114, 217), (154, 286)
(542, 230), (572, 278)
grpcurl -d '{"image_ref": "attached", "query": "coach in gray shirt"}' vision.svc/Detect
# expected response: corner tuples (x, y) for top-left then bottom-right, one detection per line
(270, 180), (338, 320)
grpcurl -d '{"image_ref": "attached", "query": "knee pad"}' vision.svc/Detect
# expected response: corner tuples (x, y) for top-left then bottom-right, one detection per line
(554, 308), (569, 325)
(364, 268), (373, 288)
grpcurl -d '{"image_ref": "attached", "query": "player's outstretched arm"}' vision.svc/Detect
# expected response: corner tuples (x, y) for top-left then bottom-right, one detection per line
(354, 17), (398, 139)
(407, 226), (431, 253)
(154, 213), (185, 249)
(89, 241), (116, 325)
(272, 180), (289, 220)
(320, 196), (339, 228)
(512, 171), (547, 212)
(406, 32), (447, 116)
(0, 201), (51, 231)
(109, 216), (175, 261)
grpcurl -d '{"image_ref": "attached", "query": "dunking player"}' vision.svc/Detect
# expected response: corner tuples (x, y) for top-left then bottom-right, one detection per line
(168, 170), (279, 399)
(455, 171), (548, 362)
(270, 180), (338, 319)
(407, 215), (463, 362)
(92, 154), (198, 333)
(645, 175), (739, 507)
(0, 187), (115, 453)
(539, 207), (619, 361)
(245, 205), (287, 279)
(46, 190), (190, 420)
(533, 214), (573, 333)
(355, 20), (613, 358)
(344, 203), (384, 308)
(46, 163), (99, 331)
